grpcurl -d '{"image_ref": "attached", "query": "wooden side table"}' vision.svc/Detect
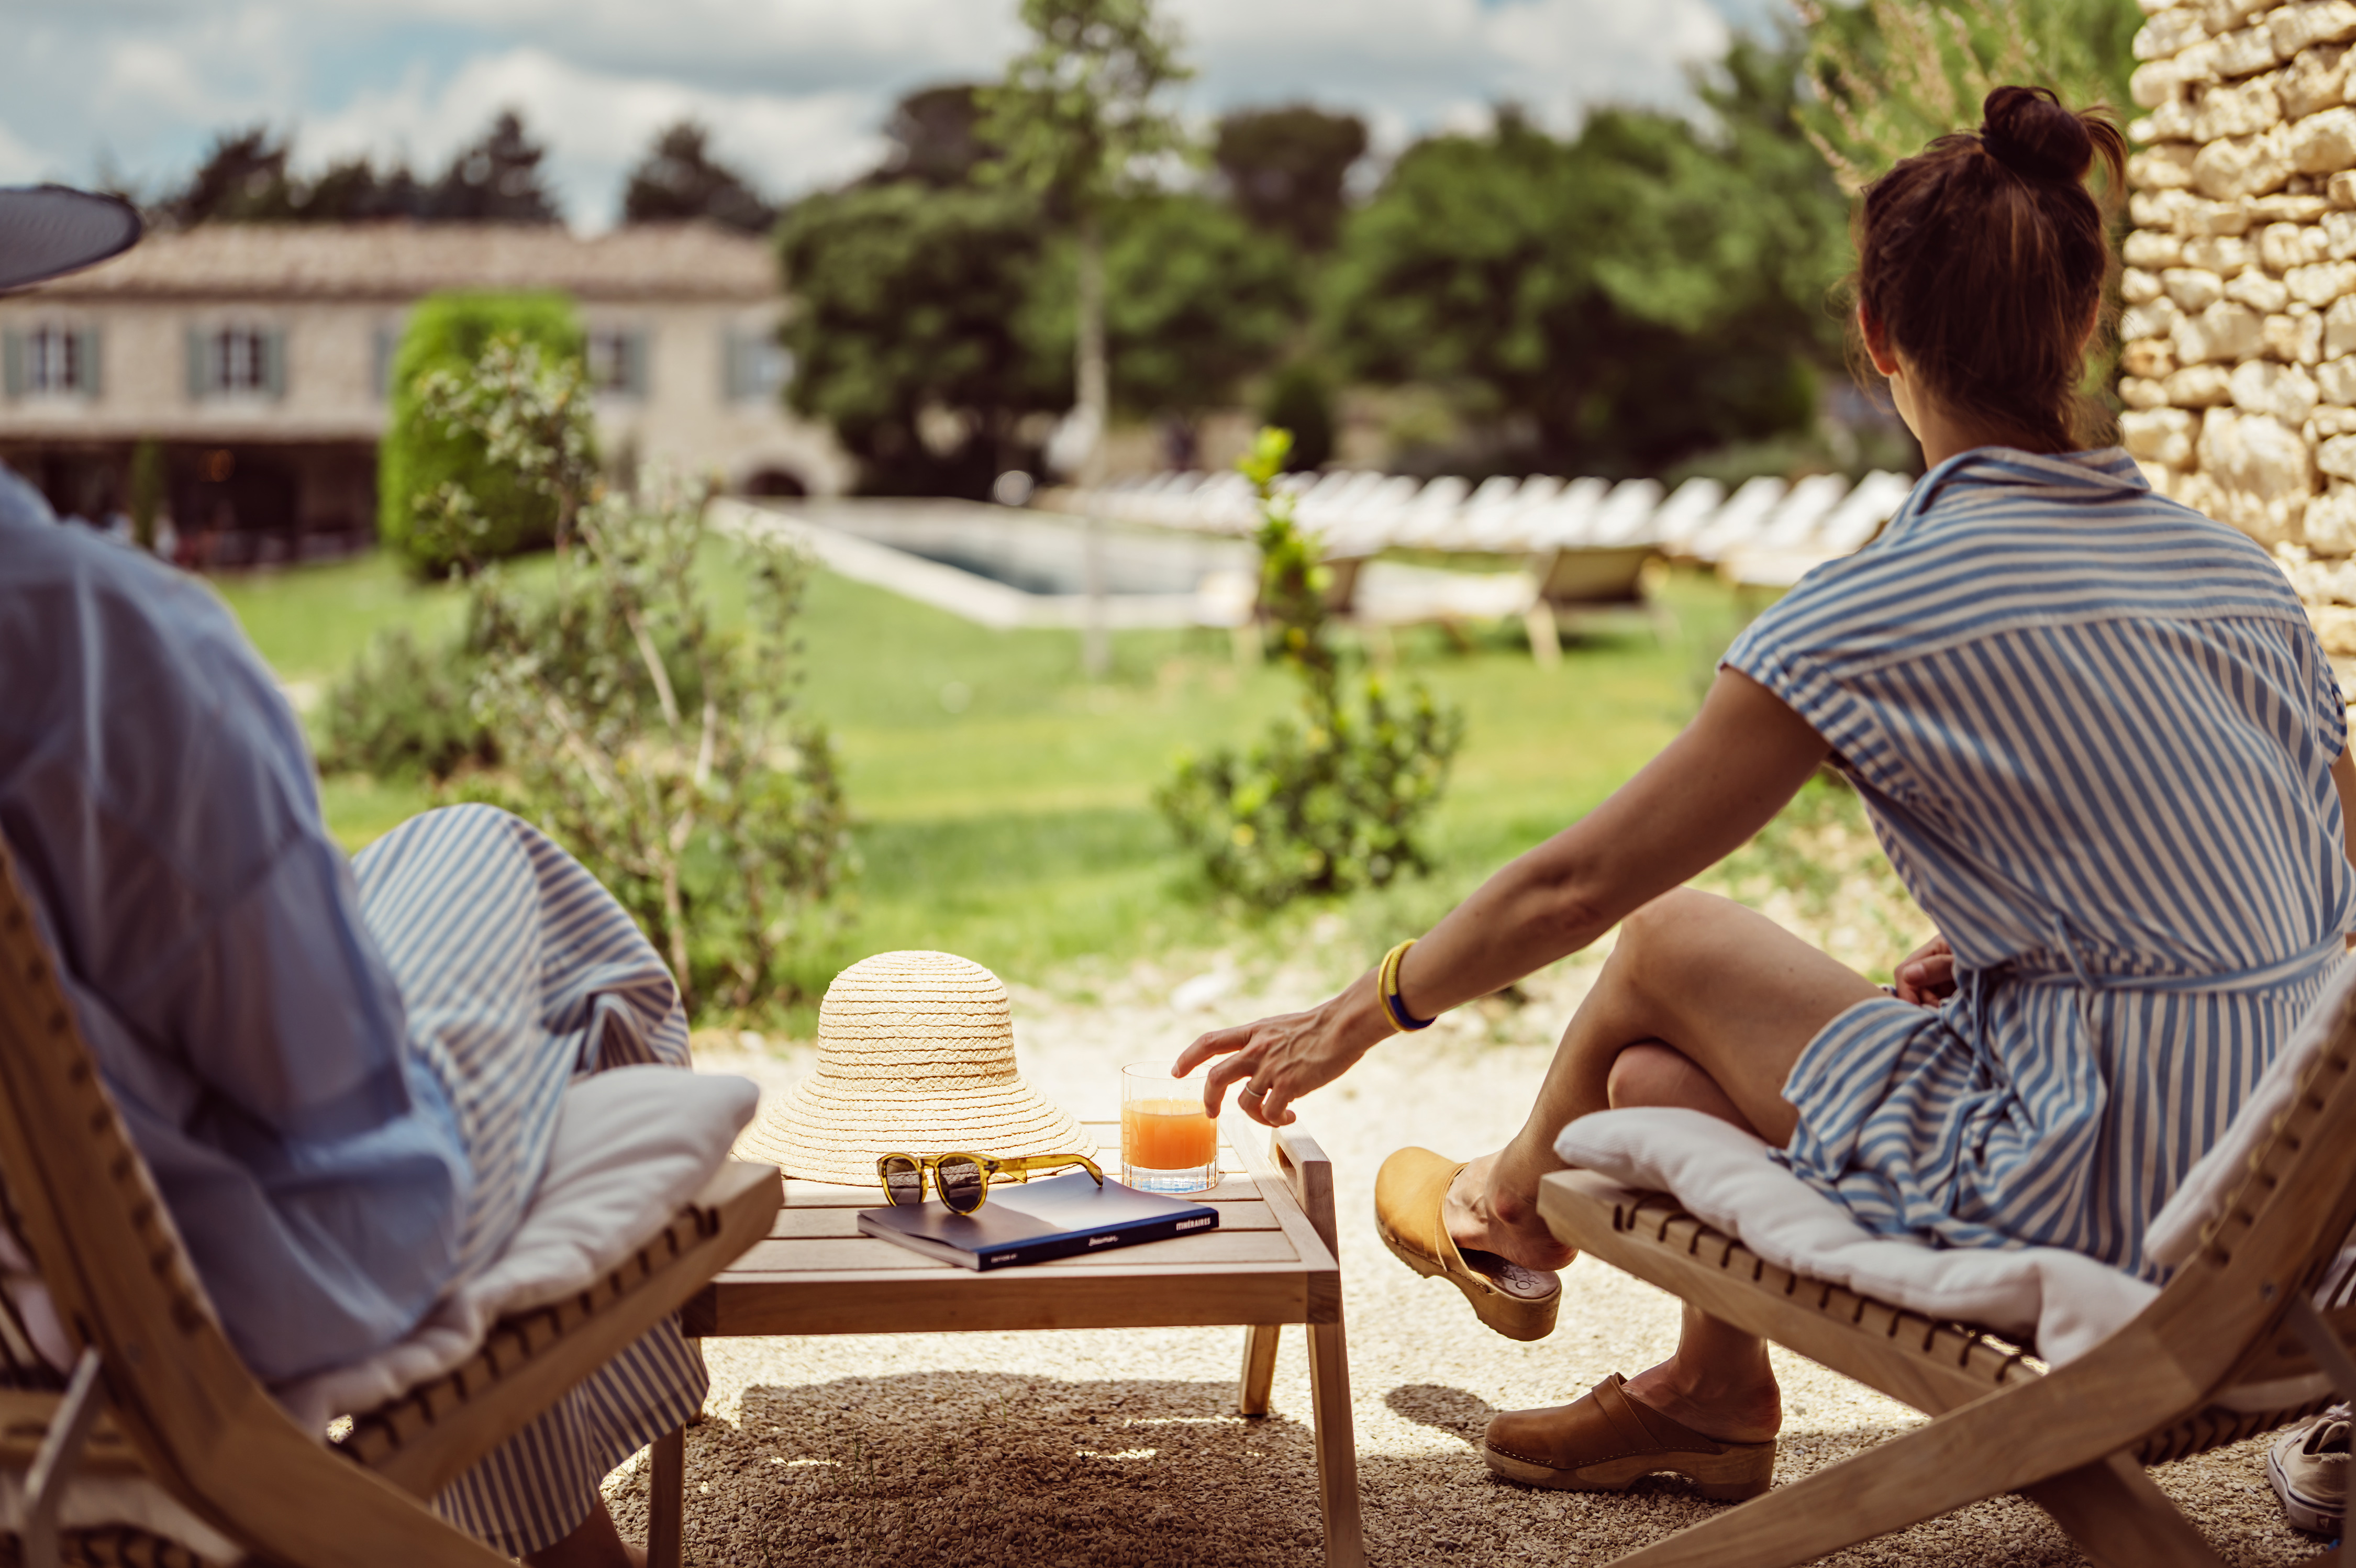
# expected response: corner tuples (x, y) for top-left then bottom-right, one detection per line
(657, 1119), (1363, 1567)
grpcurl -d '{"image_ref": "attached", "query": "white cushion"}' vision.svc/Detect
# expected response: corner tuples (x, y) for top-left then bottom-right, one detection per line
(1556, 1107), (2158, 1366)
(274, 1065), (758, 1430)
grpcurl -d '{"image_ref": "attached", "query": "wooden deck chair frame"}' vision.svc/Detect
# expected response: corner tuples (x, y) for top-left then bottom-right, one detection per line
(1537, 980), (2356, 1567)
(0, 840), (782, 1567)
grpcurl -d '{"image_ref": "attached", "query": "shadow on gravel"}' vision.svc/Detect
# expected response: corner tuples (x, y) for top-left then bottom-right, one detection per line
(1383, 1382), (1493, 1444)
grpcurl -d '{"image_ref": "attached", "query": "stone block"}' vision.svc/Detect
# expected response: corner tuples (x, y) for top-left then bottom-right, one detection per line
(2251, 192), (2336, 220)
(2140, 99), (2202, 142)
(2316, 405), (2356, 431)
(2307, 483), (2356, 552)
(2228, 266), (2293, 309)
(2234, 357), (2322, 420)
(2123, 375), (2172, 409)
(2131, 140), (2201, 186)
(2287, 258), (2356, 302)
(2311, 604), (2356, 649)
(2197, 131), (2293, 197)
(2127, 296), (2190, 342)
(2275, 1), (2356, 56)
(2204, 0), (2269, 27)
(2335, 169), (2356, 206)
(2164, 265), (2229, 308)
(2290, 104), (2356, 171)
(2263, 220), (2332, 270)
(2185, 232), (2256, 270)
(2132, 188), (2196, 228)
(2322, 431), (2356, 477)
(2283, 43), (2352, 116)
(2180, 469), (2230, 522)
(2205, 408), (2318, 500)
(2279, 307), (2329, 362)
(2197, 73), (2286, 139)
(2135, 59), (2197, 109)
(2125, 265), (2166, 304)
(2138, 459), (2184, 498)
(2169, 362), (2238, 403)
(2326, 208), (2356, 255)
(2214, 24), (2287, 75)
(2321, 354), (2356, 402)
(2176, 299), (2268, 360)
(2125, 406), (2201, 463)
(2329, 293), (2356, 352)
(2185, 199), (2257, 237)
(2136, 8), (2207, 58)
(2127, 229), (2190, 268)
(2126, 337), (2182, 377)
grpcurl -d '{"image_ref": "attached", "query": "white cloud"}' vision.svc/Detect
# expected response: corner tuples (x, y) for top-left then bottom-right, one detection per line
(1, 0), (1754, 225)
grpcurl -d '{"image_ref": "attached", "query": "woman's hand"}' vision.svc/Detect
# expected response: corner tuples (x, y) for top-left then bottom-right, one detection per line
(1893, 933), (1955, 1006)
(1174, 970), (1393, 1127)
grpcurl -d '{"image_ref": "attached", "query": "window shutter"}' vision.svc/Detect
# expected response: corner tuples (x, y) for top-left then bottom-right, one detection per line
(185, 327), (209, 401)
(723, 329), (744, 402)
(75, 326), (99, 398)
(2, 330), (20, 399)
(627, 329), (649, 397)
(373, 326), (396, 401)
(262, 328), (287, 399)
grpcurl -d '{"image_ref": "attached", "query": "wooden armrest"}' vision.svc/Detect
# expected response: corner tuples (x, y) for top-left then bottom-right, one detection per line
(0, 1389), (145, 1476)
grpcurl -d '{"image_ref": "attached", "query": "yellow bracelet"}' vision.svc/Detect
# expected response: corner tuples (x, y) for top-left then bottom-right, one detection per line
(1378, 938), (1435, 1032)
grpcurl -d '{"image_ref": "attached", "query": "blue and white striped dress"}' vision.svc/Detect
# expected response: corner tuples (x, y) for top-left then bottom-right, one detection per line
(1724, 447), (2355, 1280)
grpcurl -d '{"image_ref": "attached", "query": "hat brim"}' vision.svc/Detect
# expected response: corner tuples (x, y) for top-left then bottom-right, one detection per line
(0, 187), (142, 292)
(735, 1074), (1094, 1188)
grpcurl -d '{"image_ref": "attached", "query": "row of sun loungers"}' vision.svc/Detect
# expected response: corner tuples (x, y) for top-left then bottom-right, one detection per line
(1054, 467), (1915, 587)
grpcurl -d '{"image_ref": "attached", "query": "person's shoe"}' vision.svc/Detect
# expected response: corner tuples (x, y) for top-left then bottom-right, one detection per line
(1482, 1373), (1776, 1499)
(2269, 1407), (2349, 1535)
(1374, 1147), (1559, 1341)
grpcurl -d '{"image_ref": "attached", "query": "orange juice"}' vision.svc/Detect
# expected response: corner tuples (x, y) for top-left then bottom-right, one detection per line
(1121, 1096), (1218, 1170)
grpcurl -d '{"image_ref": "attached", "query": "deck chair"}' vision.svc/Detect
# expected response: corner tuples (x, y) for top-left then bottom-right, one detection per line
(0, 839), (782, 1567)
(1538, 982), (2356, 1567)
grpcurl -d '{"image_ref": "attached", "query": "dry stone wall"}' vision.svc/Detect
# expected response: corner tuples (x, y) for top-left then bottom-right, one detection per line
(2121, 0), (2356, 662)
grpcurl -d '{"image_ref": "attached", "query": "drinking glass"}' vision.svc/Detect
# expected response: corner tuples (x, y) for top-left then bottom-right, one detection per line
(1120, 1063), (1220, 1193)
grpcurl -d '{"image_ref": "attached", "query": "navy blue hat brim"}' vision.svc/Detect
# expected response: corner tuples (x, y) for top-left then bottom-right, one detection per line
(0, 186), (142, 292)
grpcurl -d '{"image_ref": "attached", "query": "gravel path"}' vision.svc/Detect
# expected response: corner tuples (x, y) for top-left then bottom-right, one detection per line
(610, 946), (2331, 1567)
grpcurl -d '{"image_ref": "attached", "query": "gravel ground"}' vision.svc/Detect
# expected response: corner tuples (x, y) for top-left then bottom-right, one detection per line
(618, 947), (2334, 1566)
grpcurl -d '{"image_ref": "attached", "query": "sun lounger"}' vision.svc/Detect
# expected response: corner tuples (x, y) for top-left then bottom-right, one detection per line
(1537, 956), (2356, 1566)
(1649, 478), (1728, 557)
(1720, 470), (1915, 590)
(1683, 475), (1789, 565)
(0, 840), (781, 1568)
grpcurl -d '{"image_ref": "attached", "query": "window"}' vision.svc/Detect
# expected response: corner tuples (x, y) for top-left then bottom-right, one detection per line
(1, 324), (100, 398)
(724, 327), (792, 404)
(587, 327), (648, 397)
(186, 324), (285, 401)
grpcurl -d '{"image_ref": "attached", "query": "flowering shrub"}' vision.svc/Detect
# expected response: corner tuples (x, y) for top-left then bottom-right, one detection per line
(1158, 428), (1464, 905)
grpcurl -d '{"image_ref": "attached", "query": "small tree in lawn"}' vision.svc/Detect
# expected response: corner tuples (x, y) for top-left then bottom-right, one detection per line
(1158, 429), (1465, 907)
(979, 0), (1193, 481)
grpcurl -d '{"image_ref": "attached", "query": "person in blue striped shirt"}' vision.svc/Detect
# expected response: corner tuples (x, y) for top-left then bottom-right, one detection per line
(1183, 86), (2356, 1499)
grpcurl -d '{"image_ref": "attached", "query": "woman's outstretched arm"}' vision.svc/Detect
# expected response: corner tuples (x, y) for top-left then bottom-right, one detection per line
(1178, 668), (1831, 1125)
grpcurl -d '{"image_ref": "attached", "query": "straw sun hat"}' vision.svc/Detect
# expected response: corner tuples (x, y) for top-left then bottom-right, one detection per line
(738, 950), (1091, 1186)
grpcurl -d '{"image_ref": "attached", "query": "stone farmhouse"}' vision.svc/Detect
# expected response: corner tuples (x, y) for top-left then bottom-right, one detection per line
(0, 221), (848, 565)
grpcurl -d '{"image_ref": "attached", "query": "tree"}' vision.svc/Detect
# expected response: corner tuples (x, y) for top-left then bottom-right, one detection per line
(875, 86), (992, 187)
(621, 120), (774, 232)
(429, 110), (563, 224)
(1024, 193), (1304, 422)
(776, 182), (1060, 495)
(1214, 106), (1369, 252)
(979, 0), (1194, 481)
(1797, 0), (2141, 186)
(161, 128), (302, 227)
(1320, 39), (1849, 475)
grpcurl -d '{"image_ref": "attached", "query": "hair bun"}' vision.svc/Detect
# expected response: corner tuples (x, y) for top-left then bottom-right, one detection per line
(1980, 85), (2092, 182)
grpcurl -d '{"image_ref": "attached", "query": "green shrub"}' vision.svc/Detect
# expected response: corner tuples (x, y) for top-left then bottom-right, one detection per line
(319, 624), (494, 782)
(380, 292), (586, 575)
(1260, 362), (1335, 472)
(1158, 428), (1465, 906)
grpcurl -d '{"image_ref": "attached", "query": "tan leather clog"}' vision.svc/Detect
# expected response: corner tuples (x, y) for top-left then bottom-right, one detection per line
(1482, 1373), (1776, 1498)
(1373, 1146), (1560, 1341)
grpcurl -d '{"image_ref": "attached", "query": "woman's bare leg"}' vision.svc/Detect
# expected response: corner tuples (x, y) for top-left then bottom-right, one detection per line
(1440, 887), (1882, 1442)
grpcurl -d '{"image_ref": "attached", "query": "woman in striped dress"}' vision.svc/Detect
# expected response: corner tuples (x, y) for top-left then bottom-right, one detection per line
(1180, 86), (2356, 1495)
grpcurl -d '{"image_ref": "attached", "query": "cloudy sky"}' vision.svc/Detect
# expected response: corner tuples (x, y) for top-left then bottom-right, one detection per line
(4, 0), (1779, 230)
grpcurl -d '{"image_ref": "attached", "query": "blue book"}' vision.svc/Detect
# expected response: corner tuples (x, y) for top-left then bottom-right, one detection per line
(855, 1171), (1219, 1270)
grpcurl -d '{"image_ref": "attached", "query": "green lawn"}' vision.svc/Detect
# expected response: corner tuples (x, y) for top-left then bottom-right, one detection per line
(217, 547), (1904, 1015)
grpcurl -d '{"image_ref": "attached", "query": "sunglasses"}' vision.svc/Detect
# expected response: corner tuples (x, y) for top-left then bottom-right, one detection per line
(875, 1151), (1104, 1215)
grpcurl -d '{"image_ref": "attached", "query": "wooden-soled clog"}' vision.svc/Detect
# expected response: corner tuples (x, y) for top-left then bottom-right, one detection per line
(1373, 1146), (1560, 1341)
(1482, 1373), (1776, 1498)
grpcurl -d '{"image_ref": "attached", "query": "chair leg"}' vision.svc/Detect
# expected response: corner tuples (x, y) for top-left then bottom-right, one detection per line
(1307, 1319), (1365, 1568)
(2022, 1452), (2225, 1568)
(1239, 1325), (1281, 1417)
(648, 1426), (685, 1568)
(1523, 604), (1561, 668)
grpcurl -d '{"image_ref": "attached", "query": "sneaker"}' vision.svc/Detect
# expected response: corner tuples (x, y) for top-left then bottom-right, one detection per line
(2269, 1407), (2349, 1535)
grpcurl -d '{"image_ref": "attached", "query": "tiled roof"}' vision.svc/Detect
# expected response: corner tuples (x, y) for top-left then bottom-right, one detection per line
(24, 220), (777, 302)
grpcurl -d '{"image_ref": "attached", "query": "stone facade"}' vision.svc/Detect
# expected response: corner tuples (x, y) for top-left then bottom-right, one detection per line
(2121, 0), (2356, 662)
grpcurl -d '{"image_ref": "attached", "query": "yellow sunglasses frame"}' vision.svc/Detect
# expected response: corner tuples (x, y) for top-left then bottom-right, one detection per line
(874, 1151), (1105, 1214)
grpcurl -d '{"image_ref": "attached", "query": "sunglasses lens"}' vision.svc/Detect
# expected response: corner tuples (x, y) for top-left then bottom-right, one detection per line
(936, 1156), (986, 1214)
(880, 1156), (923, 1207)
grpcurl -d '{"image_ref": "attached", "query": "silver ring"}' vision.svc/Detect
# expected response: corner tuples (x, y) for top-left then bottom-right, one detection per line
(1241, 1084), (1266, 1099)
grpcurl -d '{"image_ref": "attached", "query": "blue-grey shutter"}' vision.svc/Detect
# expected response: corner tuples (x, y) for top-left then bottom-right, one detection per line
(373, 326), (396, 401)
(185, 327), (209, 401)
(627, 329), (649, 397)
(262, 327), (287, 399)
(75, 326), (99, 398)
(2, 329), (21, 398)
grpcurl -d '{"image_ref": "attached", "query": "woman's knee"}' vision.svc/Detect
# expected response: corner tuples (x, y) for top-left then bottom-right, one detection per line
(1607, 1042), (1695, 1109)
(1614, 887), (1744, 992)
